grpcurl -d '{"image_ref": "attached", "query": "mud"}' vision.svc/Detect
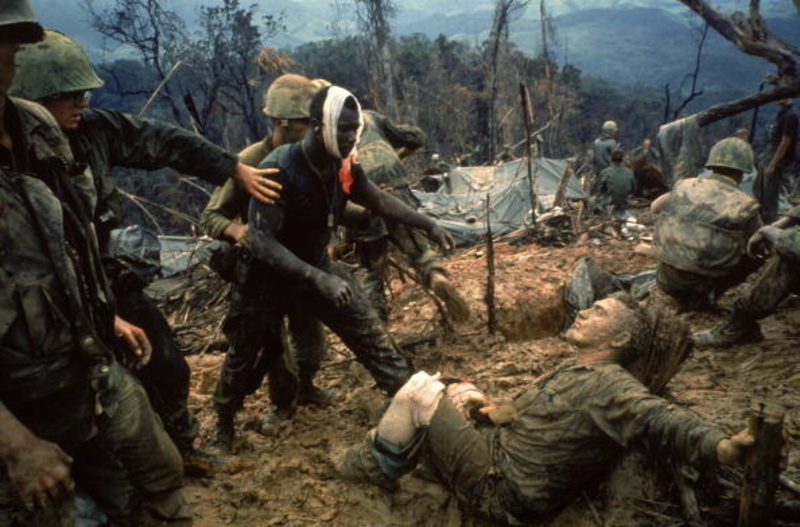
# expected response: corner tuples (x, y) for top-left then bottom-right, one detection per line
(168, 208), (799, 527)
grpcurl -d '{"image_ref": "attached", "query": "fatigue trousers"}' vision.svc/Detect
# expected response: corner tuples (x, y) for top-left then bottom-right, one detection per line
(736, 251), (800, 320)
(213, 261), (413, 415)
(655, 257), (760, 311)
(0, 364), (188, 526)
(114, 286), (198, 452)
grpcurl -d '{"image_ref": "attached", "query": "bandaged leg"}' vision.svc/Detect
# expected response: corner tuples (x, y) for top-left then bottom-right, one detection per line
(376, 371), (445, 446)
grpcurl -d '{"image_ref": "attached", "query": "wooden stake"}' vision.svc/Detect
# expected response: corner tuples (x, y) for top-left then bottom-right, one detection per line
(519, 82), (538, 228)
(484, 193), (497, 334)
(553, 160), (573, 208)
(737, 400), (786, 527)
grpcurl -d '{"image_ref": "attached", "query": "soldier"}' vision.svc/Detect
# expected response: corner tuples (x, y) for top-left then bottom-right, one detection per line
(1, 3), (189, 524)
(591, 120), (620, 193)
(348, 108), (470, 323)
(223, 85), (453, 450)
(592, 149), (636, 219)
(340, 293), (753, 524)
(200, 73), (331, 448)
(695, 203), (800, 346)
(10, 29), (282, 461)
(754, 98), (797, 223)
(652, 137), (762, 310)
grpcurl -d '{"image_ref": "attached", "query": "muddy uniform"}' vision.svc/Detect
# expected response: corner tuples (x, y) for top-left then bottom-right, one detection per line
(654, 174), (762, 309)
(68, 107), (239, 451)
(754, 104), (798, 223)
(214, 142), (413, 413)
(732, 205), (800, 324)
(349, 111), (440, 320)
(0, 98), (186, 525)
(352, 361), (725, 525)
(201, 136), (327, 411)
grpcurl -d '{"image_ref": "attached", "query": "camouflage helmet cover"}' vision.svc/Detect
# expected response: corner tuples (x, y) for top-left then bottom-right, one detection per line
(705, 137), (754, 173)
(602, 120), (618, 133)
(310, 78), (332, 92)
(0, 0), (44, 44)
(263, 73), (316, 119)
(10, 29), (104, 101)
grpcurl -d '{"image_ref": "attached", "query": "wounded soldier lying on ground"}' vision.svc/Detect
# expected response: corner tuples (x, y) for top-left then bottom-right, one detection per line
(339, 292), (755, 526)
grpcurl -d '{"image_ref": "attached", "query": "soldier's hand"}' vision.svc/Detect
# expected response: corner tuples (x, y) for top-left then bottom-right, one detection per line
(315, 273), (352, 307)
(6, 436), (74, 510)
(716, 428), (756, 466)
(747, 226), (782, 259)
(234, 162), (282, 205)
(227, 222), (250, 247)
(446, 381), (491, 419)
(428, 224), (455, 254)
(113, 315), (153, 370)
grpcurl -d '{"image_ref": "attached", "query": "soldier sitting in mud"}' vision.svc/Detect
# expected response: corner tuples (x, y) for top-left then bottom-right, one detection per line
(695, 203), (800, 347)
(652, 137), (762, 311)
(340, 292), (754, 526)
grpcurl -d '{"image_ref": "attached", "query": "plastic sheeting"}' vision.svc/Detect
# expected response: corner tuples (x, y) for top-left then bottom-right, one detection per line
(654, 115), (704, 186)
(413, 158), (586, 245)
(159, 236), (220, 277)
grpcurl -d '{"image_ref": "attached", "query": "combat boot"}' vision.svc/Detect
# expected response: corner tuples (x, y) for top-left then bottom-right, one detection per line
(209, 410), (235, 454)
(339, 434), (399, 492)
(428, 270), (470, 323)
(297, 380), (336, 407)
(693, 318), (763, 348)
(259, 405), (295, 436)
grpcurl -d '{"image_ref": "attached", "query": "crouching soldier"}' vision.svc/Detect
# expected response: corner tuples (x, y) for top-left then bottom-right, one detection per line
(340, 293), (754, 525)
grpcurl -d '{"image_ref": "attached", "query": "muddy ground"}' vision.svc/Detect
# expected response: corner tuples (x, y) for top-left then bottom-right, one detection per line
(157, 207), (800, 527)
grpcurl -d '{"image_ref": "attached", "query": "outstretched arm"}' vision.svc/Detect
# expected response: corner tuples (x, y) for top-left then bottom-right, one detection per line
(350, 165), (454, 252)
(248, 200), (352, 307)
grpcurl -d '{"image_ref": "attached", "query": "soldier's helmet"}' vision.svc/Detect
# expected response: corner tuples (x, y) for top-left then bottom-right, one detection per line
(602, 120), (618, 134)
(705, 137), (754, 174)
(10, 29), (104, 101)
(263, 73), (316, 120)
(0, 0), (44, 44)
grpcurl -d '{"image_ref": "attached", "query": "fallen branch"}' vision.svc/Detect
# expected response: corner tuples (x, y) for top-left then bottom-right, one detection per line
(484, 193), (497, 334)
(387, 257), (454, 338)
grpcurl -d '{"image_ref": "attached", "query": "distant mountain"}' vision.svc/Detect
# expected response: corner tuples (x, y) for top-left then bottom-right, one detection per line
(29, 0), (800, 92)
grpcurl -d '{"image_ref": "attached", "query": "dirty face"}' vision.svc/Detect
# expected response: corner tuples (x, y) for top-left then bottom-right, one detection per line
(0, 44), (18, 96)
(42, 90), (90, 130)
(336, 102), (361, 158)
(563, 297), (630, 349)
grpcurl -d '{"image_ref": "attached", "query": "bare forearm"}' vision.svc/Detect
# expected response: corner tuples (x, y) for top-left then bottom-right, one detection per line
(0, 401), (34, 462)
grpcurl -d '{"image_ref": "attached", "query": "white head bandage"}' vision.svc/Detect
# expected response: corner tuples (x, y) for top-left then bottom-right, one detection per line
(321, 86), (364, 159)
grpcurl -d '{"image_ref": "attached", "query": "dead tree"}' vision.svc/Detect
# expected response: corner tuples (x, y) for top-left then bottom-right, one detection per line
(355, 0), (397, 116)
(663, 19), (709, 122)
(677, 0), (800, 126)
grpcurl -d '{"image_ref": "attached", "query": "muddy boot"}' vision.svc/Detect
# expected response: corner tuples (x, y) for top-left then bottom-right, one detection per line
(209, 410), (235, 454)
(693, 318), (763, 348)
(259, 405), (295, 436)
(339, 433), (399, 492)
(297, 382), (337, 407)
(428, 271), (470, 323)
(180, 446), (222, 478)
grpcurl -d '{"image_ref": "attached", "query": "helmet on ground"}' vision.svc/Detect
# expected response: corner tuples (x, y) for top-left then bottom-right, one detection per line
(263, 73), (316, 119)
(602, 120), (618, 134)
(705, 137), (754, 173)
(0, 0), (43, 44)
(10, 29), (103, 101)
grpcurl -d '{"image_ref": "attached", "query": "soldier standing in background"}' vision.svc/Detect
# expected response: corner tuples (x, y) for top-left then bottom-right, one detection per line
(754, 98), (797, 223)
(591, 120), (620, 194)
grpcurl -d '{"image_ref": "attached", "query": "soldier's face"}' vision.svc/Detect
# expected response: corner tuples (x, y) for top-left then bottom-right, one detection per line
(42, 91), (90, 130)
(563, 298), (628, 349)
(0, 44), (18, 95)
(336, 104), (361, 158)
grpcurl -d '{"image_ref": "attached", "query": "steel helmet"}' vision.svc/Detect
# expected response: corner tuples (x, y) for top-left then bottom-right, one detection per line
(602, 120), (618, 134)
(310, 78), (332, 92)
(705, 137), (754, 173)
(0, 0), (43, 44)
(263, 73), (316, 119)
(10, 29), (104, 101)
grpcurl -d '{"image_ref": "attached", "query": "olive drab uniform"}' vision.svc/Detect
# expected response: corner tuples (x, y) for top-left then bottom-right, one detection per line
(346, 361), (726, 525)
(591, 132), (620, 194)
(654, 174), (761, 308)
(0, 97), (188, 526)
(348, 110), (447, 322)
(593, 164), (636, 217)
(754, 103), (798, 223)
